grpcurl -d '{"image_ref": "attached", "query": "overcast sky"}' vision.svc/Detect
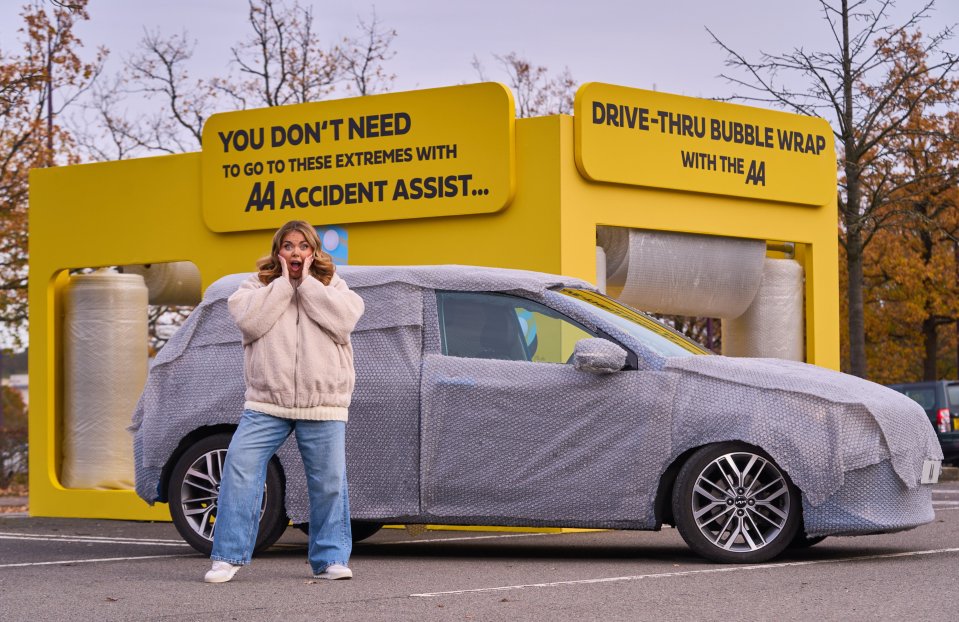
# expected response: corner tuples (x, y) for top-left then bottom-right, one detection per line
(2, 0), (956, 103)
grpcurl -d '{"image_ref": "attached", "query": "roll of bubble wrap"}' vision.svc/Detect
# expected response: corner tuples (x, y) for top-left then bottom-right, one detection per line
(597, 227), (766, 318)
(123, 262), (201, 306)
(595, 246), (607, 294)
(722, 258), (805, 360)
(62, 269), (148, 489)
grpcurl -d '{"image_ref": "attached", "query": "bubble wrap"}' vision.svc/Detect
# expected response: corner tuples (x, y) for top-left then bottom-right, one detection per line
(64, 271), (146, 490)
(132, 266), (940, 535)
(803, 460), (934, 537)
(572, 338), (628, 373)
(722, 258), (805, 360)
(336, 264), (595, 294)
(419, 355), (675, 527)
(665, 356), (942, 505)
(597, 227), (766, 318)
(122, 262), (202, 306)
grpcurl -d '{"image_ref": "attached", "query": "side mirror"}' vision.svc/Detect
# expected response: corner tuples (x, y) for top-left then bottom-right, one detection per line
(572, 338), (627, 374)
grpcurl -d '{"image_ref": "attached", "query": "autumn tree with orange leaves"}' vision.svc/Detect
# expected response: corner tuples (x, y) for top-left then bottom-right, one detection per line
(0, 0), (100, 346)
(861, 197), (959, 383)
(860, 30), (959, 383)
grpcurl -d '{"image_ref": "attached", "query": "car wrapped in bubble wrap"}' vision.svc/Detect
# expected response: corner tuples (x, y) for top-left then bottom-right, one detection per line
(131, 265), (943, 563)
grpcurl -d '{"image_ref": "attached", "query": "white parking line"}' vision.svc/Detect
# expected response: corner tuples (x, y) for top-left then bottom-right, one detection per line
(0, 531), (188, 547)
(0, 535), (189, 547)
(0, 531), (184, 542)
(0, 553), (195, 569)
(410, 547), (959, 597)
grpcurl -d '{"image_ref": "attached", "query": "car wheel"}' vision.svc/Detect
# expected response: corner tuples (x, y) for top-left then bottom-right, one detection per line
(167, 432), (288, 556)
(295, 521), (383, 543)
(671, 442), (801, 563)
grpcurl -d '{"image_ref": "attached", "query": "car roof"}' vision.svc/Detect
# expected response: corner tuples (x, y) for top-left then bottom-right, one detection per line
(339, 265), (595, 291)
(203, 265), (596, 303)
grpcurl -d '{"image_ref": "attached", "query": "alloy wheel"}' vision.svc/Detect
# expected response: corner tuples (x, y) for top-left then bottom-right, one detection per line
(178, 448), (266, 543)
(689, 451), (791, 553)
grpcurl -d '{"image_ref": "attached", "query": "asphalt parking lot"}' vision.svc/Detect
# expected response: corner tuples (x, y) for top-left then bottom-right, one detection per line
(1, 483), (957, 622)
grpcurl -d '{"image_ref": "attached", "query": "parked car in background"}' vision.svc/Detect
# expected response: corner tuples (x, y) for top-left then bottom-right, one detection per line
(131, 266), (943, 565)
(887, 381), (959, 465)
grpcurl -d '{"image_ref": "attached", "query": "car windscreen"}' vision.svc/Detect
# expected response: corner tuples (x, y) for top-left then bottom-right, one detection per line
(559, 289), (709, 357)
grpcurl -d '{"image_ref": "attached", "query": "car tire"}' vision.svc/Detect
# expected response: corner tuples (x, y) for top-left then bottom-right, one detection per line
(167, 432), (288, 556)
(671, 442), (801, 563)
(295, 521), (383, 543)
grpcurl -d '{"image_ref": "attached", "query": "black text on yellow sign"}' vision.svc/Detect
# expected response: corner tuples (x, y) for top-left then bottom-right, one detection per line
(574, 83), (835, 206)
(243, 174), (486, 212)
(200, 83), (515, 232)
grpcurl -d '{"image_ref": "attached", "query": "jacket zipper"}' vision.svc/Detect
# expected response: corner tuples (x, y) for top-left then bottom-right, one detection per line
(293, 285), (300, 407)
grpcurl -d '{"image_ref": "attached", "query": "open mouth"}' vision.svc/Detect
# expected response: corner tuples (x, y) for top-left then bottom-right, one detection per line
(290, 261), (303, 270)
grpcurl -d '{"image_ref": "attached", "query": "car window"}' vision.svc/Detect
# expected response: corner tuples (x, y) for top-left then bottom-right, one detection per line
(903, 388), (936, 411)
(946, 385), (959, 409)
(559, 289), (708, 357)
(438, 292), (596, 363)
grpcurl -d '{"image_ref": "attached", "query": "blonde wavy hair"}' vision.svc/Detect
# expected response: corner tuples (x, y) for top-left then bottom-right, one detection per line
(256, 220), (335, 285)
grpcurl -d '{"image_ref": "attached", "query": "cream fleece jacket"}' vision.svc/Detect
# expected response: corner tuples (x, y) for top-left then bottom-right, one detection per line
(227, 272), (365, 421)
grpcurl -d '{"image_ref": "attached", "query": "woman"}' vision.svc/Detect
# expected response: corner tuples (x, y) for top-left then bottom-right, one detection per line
(204, 220), (365, 583)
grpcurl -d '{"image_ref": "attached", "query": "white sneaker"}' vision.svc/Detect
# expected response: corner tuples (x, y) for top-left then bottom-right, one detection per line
(204, 561), (241, 583)
(313, 563), (353, 580)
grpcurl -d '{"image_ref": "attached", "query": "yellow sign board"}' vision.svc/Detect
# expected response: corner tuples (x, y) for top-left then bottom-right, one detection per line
(574, 83), (835, 206)
(201, 83), (515, 231)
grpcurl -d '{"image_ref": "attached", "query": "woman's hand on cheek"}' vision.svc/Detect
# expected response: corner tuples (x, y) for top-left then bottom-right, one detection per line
(279, 255), (289, 280)
(303, 254), (314, 277)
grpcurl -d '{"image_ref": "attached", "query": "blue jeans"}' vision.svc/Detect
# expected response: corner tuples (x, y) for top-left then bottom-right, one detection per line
(210, 409), (352, 573)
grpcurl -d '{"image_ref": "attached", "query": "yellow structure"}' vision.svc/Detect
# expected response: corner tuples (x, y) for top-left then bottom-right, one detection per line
(28, 82), (838, 520)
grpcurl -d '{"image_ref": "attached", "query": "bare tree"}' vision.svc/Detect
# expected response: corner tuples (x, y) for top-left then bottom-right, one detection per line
(82, 0), (343, 160)
(710, 0), (958, 377)
(79, 0), (398, 164)
(124, 30), (216, 152)
(473, 52), (576, 118)
(214, 0), (339, 108)
(339, 8), (397, 96)
(72, 75), (147, 161)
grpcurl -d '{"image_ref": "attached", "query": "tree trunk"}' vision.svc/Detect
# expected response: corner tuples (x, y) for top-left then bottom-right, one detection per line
(955, 241), (959, 377)
(840, 0), (868, 378)
(922, 317), (938, 380)
(846, 229), (867, 377)
(919, 229), (937, 381)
